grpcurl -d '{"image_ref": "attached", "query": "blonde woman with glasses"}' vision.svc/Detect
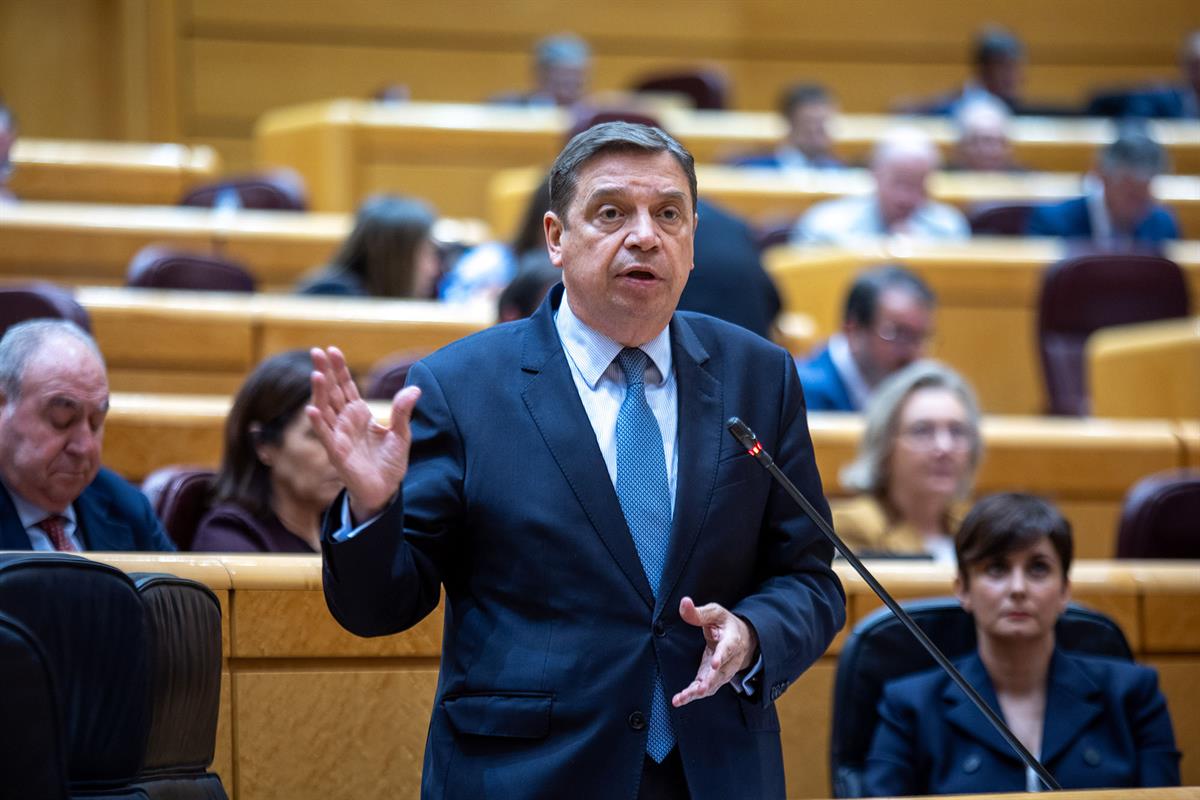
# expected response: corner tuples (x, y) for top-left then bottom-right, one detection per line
(833, 359), (982, 560)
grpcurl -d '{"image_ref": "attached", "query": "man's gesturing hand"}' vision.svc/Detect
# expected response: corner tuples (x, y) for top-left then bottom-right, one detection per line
(307, 346), (421, 522)
(671, 596), (759, 708)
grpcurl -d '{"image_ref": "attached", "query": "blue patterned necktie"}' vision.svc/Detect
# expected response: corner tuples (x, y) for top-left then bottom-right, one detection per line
(614, 347), (676, 762)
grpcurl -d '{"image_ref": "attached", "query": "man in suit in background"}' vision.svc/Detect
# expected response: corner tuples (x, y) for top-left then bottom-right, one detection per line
(731, 83), (843, 171)
(1027, 130), (1180, 245)
(0, 99), (16, 203)
(797, 265), (936, 412)
(0, 319), (174, 551)
(311, 122), (845, 799)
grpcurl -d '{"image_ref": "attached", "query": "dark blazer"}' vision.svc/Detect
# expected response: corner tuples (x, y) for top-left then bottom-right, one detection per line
(865, 649), (1181, 796)
(193, 503), (317, 553)
(678, 199), (782, 339)
(321, 286), (846, 800)
(1027, 196), (1181, 244)
(0, 467), (175, 552)
(796, 344), (856, 412)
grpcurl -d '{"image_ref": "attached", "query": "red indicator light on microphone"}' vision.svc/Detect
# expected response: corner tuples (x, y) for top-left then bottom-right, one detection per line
(747, 442), (762, 456)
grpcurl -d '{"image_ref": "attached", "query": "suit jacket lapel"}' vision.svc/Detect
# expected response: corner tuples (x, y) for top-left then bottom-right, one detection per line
(1040, 649), (1104, 765)
(943, 653), (1020, 762)
(73, 481), (130, 551)
(520, 287), (654, 609)
(0, 484), (33, 550)
(656, 315), (720, 613)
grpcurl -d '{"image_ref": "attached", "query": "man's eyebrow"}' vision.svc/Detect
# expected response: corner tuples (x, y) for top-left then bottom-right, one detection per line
(584, 186), (690, 205)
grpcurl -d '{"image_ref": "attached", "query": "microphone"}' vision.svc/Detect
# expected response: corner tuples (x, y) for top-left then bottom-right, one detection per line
(726, 417), (1062, 792)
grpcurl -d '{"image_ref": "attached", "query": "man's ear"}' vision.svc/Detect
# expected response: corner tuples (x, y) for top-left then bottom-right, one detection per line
(544, 211), (566, 268)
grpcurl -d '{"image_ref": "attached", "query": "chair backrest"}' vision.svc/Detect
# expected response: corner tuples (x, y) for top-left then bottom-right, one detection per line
(566, 108), (663, 142)
(131, 573), (228, 800)
(363, 351), (425, 400)
(633, 68), (729, 110)
(829, 596), (1132, 798)
(1117, 469), (1200, 558)
(140, 467), (216, 552)
(754, 218), (796, 252)
(1037, 253), (1191, 415)
(179, 168), (308, 211)
(0, 611), (69, 800)
(0, 282), (92, 337)
(0, 553), (152, 796)
(968, 202), (1034, 236)
(127, 246), (257, 293)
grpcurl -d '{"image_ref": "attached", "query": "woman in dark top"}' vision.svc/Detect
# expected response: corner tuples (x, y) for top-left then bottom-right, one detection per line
(298, 194), (440, 299)
(865, 493), (1180, 795)
(193, 351), (344, 553)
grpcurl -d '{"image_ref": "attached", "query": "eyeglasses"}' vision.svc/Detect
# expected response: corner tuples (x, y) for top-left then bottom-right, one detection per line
(875, 322), (934, 348)
(898, 421), (972, 451)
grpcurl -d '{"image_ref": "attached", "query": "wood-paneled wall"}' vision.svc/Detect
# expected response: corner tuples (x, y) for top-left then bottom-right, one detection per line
(2, 1), (1195, 171)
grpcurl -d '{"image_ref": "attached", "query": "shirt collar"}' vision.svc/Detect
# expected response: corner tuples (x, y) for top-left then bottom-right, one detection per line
(827, 332), (872, 409)
(554, 290), (673, 388)
(3, 479), (78, 531)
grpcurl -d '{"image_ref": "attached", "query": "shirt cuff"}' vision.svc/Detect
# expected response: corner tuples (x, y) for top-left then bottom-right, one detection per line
(730, 653), (764, 696)
(330, 495), (385, 542)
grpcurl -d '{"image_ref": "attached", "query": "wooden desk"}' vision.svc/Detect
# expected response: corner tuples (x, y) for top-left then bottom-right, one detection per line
(489, 164), (1200, 240)
(255, 99), (1200, 217)
(1089, 317), (1200, 420)
(0, 202), (487, 292)
(86, 554), (1200, 799)
(9, 139), (221, 205)
(81, 288), (493, 394)
(764, 239), (1200, 415)
(102, 395), (1185, 558)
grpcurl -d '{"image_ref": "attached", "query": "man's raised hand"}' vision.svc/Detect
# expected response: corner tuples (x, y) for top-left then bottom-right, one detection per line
(307, 346), (421, 522)
(671, 596), (759, 708)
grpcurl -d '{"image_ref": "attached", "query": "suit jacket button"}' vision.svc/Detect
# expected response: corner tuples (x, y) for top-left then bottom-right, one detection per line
(653, 621), (667, 637)
(1083, 747), (1102, 766)
(963, 755), (981, 774)
(628, 711), (646, 731)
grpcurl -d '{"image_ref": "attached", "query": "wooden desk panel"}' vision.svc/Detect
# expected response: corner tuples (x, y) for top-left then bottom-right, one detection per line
(256, 100), (1200, 217)
(765, 240), (1200, 415)
(10, 139), (220, 205)
(0, 202), (486, 292)
(1089, 317), (1200, 420)
(82, 555), (1200, 799)
(77, 288), (494, 397)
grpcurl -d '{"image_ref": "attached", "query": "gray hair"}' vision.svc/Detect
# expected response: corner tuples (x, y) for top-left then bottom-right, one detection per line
(0, 319), (104, 401)
(1098, 129), (1169, 178)
(870, 126), (941, 171)
(840, 359), (983, 497)
(548, 121), (697, 219)
(535, 34), (590, 69)
(953, 95), (1011, 137)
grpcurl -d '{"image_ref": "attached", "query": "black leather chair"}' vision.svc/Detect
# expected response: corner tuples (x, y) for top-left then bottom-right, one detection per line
(829, 596), (1133, 798)
(1037, 253), (1191, 415)
(1116, 469), (1200, 558)
(130, 574), (227, 800)
(126, 246), (257, 293)
(0, 553), (152, 799)
(0, 610), (69, 799)
(140, 467), (217, 552)
(0, 282), (92, 336)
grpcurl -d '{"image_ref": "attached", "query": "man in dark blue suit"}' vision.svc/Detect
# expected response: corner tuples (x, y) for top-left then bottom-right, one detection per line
(1027, 131), (1181, 245)
(797, 266), (936, 412)
(311, 123), (845, 799)
(729, 84), (843, 171)
(0, 319), (174, 552)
